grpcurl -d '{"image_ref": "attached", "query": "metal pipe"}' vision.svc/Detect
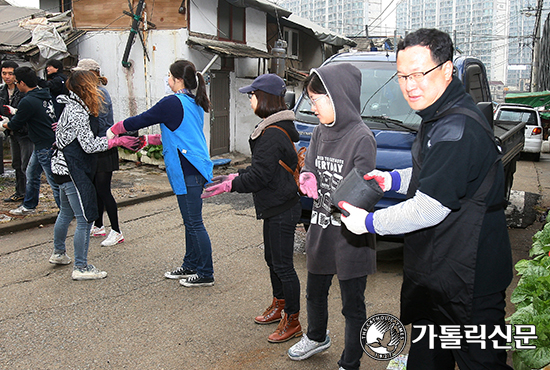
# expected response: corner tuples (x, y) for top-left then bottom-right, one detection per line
(201, 55), (220, 75)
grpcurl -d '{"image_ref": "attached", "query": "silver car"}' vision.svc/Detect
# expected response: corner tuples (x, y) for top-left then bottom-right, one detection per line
(494, 103), (543, 161)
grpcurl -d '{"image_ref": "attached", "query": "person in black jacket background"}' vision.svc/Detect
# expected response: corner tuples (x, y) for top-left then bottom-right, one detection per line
(38, 58), (68, 120)
(0, 60), (32, 203)
(202, 74), (302, 343)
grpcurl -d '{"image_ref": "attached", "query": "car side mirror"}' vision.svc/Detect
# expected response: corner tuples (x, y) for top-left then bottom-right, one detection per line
(285, 92), (295, 110)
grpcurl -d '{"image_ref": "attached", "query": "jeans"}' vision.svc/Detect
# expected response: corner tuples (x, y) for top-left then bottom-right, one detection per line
(306, 273), (367, 370)
(8, 134), (34, 197)
(53, 181), (93, 268)
(177, 174), (213, 278)
(263, 202), (301, 314)
(407, 291), (512, 370)
(23, 148), (60, 209)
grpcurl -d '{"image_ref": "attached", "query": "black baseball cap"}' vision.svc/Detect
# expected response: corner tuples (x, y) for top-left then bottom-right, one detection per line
(239, 74), (286, 97)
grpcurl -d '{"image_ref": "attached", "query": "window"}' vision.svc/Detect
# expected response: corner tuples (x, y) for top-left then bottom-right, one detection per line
(284, 27), (299, 58)
(218, 0), (245, 43)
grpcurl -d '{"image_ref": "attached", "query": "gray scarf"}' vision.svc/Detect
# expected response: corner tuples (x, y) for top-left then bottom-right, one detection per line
(250, 110), (295, 140)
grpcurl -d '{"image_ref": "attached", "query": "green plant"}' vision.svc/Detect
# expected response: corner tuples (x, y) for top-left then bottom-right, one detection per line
(121, 145), (163, 161)
(508, 215), (550, 369)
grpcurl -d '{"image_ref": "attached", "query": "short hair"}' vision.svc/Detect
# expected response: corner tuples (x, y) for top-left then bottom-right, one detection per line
(14, 66), (38, 88)
(46, 58), (64, 73)
(303, 72), (327, 96)
(397, 28), (454, 64)
(253, 90), (287, 119)
(1, 60), (19, 71)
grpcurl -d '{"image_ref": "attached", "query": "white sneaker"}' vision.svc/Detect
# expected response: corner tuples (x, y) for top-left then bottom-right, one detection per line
(90, 225), (106, 237)
(288, 331), (331, 361)
(72, 265), (107, 280)
(9, 205), (35, 216)
(101, 230), (124, 247)
(49, 253), (72, 265)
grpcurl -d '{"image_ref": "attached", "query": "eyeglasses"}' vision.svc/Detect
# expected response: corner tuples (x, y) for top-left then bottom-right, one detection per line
(397, 61), (446, 84)
(308, 94), (327, 107)
(247, 92), (254, 99)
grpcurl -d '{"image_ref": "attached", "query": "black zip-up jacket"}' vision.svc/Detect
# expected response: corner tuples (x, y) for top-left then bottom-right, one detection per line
(231, 110), (300, 219)
(0, 84), (26, 136)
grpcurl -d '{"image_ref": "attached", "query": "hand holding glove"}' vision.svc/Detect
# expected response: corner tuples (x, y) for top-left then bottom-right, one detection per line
(201, 178), (233, 199)
(210, 173), (238, 185)
(106, 120), (127, 139)
(339, 201), (370, 235)
(364, 170), (393, 192)
(3, 105), (17, 116)
(108, 136), (142, 151)
(299, 172), (318, 199)
(0, 116), (8, 130)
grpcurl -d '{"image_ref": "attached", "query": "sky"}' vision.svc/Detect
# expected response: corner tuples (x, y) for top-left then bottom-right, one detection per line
(6, 0), (39, 8)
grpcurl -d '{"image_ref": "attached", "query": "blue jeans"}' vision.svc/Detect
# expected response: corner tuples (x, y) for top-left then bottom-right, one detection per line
(263, 202), (301, 314)
(53, 181), (93, 268)
(177, 174), (213, 278)
(306, 273), (367, 370)
(23, 148), (60, 209)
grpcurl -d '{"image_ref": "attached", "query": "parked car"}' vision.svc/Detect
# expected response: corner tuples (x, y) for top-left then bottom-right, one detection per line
(494, 103), (543, 161)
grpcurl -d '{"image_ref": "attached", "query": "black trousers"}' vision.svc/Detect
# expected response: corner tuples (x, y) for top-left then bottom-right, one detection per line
(306, 272), (367, 370)
(407, 290), (513, 370)
(263, 202), (301, 314)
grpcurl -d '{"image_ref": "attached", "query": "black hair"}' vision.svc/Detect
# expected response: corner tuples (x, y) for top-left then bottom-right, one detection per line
(397, 28), (453, 64)
(46, 58), (64, 73)
(253, 90), (287, 119)
(14, 66), (38, 88)
(1, 60), (19, 71)
(169, 59), (210, 113)
(303, 72), (327, 96)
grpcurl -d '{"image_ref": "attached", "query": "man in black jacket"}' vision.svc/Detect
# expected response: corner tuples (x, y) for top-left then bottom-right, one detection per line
(341, 29), (513, 369)
(0, 61), (33, 203)
(2, 66), (60, 216)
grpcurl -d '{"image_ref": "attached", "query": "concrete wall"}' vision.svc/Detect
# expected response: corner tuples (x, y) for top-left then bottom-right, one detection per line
(71, 2), (274, 156)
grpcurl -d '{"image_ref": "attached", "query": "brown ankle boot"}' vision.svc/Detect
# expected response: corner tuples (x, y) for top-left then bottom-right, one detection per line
(267, 312), (302, 343)
(254, 297), (285, 324)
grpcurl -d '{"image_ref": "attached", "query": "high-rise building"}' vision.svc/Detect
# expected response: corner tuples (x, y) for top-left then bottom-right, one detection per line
(277, 0), (396, 38)
(396, 0), (547, 90)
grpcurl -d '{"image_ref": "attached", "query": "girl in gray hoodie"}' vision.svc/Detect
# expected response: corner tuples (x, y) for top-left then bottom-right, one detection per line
(287, 63), (377, 370)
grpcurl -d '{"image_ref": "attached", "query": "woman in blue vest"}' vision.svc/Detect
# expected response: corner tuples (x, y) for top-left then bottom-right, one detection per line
(107, 59), (215, 287)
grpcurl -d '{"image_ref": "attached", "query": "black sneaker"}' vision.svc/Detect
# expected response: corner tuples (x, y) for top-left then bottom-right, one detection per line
(164, 266), (196, 279)
(179, 274), (214, 287)
(4, 194), (24, 202)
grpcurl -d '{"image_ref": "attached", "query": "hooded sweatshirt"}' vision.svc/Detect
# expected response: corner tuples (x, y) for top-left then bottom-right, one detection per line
(303, 63), (377, 280)
(7, 87), (56, 150)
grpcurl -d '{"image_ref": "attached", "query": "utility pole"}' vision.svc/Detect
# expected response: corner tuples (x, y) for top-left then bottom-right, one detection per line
(530, 0), (544, 92)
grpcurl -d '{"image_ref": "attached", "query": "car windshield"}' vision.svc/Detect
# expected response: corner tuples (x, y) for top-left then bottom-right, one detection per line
(295, 60), (421, 131)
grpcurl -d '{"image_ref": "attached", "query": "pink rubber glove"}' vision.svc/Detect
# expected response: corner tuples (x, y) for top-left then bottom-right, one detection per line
(144, 134), (162, 146)
(364, 170), (393, 192)
(299, 172), (318, 199)
(106, 120), (127, 139)
(108, 136), (141, 151)
(339, 201), (370, 235)
(210, 173), (238, 185)
(52, 122), (58, 132)
(201, 179), (233, 198)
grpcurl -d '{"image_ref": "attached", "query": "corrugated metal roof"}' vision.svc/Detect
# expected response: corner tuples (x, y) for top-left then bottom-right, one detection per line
(187, 36), (272, 59)
(0, 5), (45, 46)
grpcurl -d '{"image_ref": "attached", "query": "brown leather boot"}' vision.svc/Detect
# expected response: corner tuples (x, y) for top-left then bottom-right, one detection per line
(267, 312), (302, 343)
(254, 297), (285, 324)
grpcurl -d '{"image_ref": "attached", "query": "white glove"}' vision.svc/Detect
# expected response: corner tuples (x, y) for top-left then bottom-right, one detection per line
(0, 116), (8, 131)
(364, 170), (393, 192)
(339, 201), (370, 235)
(3, 105), (17, 115)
